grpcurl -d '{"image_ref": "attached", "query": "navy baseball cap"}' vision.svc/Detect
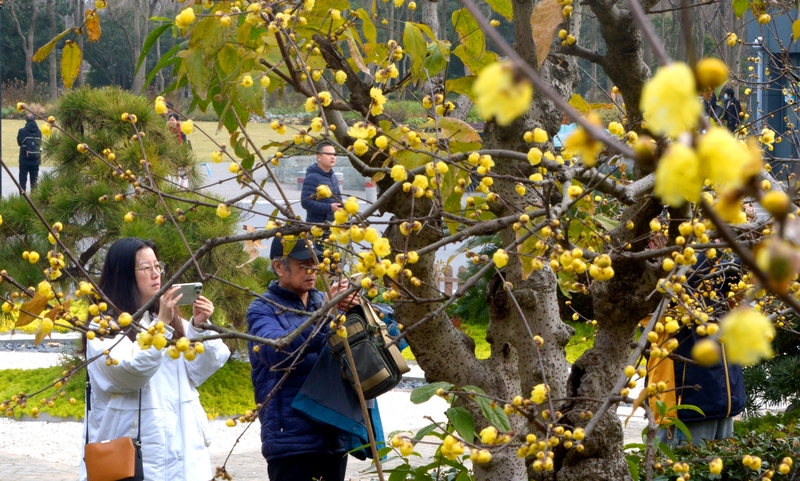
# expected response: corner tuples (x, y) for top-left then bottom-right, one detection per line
(270, 237), (323, 261)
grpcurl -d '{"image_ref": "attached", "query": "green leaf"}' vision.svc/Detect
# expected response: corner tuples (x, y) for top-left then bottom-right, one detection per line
(446, 407), (475, 444)
(732, 0), (748, 17)
(654, 439), (677, 461)
(625, 455), (640, 481)
(183, 47), (212, 100)
(485, 0), (513, 21)
(355, 9), (377, 44)
(594, 214), (619, 231)
(32, 29), (74, 63)
(462, 385), (511, 432)
(413, 422), (441, 441)
(136, 23), (173, 76)
(143, 42), (185, 91)
(665, 404), (705, 417)
(656, 399), (667, 419)
(410, 382), (453, 404)
(422, 42), (448, 78)
(189, 14), (228, 57)
(403, 22), (426, 79)
(452, 9), (484, 58)
(217, 45), (240, 76)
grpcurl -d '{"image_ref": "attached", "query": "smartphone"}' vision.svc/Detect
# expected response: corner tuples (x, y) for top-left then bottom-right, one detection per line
(171, 283), (203, 306)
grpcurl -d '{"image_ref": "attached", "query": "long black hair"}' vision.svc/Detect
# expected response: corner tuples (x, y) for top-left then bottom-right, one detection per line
(98, 237), (158, 317)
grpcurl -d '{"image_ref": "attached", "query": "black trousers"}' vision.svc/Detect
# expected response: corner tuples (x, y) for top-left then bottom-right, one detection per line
(19, 164), (39, 191)
(267, 452), (347, 481)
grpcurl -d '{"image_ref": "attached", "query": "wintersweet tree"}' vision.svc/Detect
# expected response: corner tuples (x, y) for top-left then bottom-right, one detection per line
(4, 0), (800, 480)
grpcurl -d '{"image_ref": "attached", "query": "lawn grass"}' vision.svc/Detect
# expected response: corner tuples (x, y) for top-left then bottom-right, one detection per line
(187, 120), (301, 165)
(1, 358), (256, 420)
(401, 320), (596, 363)
(1, 119), (302, 170)
(2, 118), (24, 168)
(4, 320), (598, 420)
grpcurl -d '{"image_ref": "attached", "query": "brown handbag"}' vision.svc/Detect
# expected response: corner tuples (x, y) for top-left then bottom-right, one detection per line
(84, 373), (144, 481)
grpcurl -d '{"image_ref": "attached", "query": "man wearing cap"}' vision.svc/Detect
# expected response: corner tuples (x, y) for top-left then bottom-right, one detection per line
(246, 237), (359, 481)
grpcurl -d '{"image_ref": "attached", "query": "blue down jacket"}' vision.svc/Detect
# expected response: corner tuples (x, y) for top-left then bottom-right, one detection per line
(246, 282), (344, 462)
(301, 163), (341, 224)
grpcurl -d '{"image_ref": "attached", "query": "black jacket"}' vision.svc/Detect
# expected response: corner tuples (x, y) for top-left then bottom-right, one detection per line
(301, 163), (341, 224)
(723, 97), (742, 133)
(17, 120), (42, 166)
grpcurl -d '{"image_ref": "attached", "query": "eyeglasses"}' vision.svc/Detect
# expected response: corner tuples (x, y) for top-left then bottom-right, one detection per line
(135, 261), (165, 276)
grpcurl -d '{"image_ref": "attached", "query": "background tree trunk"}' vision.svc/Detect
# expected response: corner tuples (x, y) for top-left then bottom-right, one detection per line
(8, 0), (40, 98)
(48, 0), (58, 100)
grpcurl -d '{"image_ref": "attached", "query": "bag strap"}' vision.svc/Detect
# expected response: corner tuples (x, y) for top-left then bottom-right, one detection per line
(84, 369), (142, 444)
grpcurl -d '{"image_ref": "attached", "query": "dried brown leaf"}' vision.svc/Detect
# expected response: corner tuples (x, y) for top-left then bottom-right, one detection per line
(530, 0), (564, 68)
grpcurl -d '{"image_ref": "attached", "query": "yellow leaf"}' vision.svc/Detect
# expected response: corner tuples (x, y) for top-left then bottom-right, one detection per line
(624, 387), (649, 427)
(34, 325), (49, 347)
(530, 0), (564, 67)
(346, 38), (370, 74)
(86, 10), (102, 43)
(371, 171), (386, 183)
(15, 293), (49, 328)
(43, 299), (70, 323)
(32, 29), (74, 63)
(569, 94), (591, 114)
(794, 19), (800, 43)
(61, 41), (83, 89)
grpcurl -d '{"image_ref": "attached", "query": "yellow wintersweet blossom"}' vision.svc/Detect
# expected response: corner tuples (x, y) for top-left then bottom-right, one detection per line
(347, 122), (376, 139)
(316, 184), (332, 199)
(608, 122), (625, 138)
(530, 384), (547, 404)
(563, 114), (604, 167)
(473, 61), (533, 126)
(712, 193), (747, 224)
(370, 87), (387, 116)
(41, 123), (52, 138)
(640, 62), (701, 138)
(175, 8), (196, 29)
(310, 117), (323, 132)
(719, 308), (774, 365)
(493, 249), (509, 268)
(353, 139), (369, 155)
(696, 128), (758, 191)
(760, 127), (776, 148)
(305, 96), (318, 112)
(335, 70), (347, 85)
(180, 119), (194, 135)
(373, 238), (392, 258)
(653, 143), (702, 206)
(527, 147), (543, 165)
(391, 165), (407, 182)
(318, 91), (332, 106)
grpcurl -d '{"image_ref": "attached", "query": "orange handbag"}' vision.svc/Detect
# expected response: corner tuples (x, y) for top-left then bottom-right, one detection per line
(83, 374), (144, 481)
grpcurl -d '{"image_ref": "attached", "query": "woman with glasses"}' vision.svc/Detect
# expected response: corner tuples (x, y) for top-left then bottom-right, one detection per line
(80, 238), (229, 481)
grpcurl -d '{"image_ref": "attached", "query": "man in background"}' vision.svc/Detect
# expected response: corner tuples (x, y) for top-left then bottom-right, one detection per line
(17, 112), (42, 192)
(301, 141), (342, 224)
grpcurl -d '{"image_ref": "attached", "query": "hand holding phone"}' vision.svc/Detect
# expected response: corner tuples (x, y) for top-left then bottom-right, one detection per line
(172, 283), (203, 306)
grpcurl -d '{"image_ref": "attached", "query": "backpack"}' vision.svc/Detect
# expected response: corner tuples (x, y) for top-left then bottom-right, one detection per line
(23, 136), (42, 160)
(328, 303), (410, 399)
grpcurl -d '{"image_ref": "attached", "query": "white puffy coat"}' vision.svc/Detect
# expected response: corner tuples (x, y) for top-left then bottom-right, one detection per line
(79, 317), (230, 481)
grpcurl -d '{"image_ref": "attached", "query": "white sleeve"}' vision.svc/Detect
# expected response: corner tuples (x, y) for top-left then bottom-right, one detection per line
(86, 332), (163, 394)
(183, 320), (230, 388)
